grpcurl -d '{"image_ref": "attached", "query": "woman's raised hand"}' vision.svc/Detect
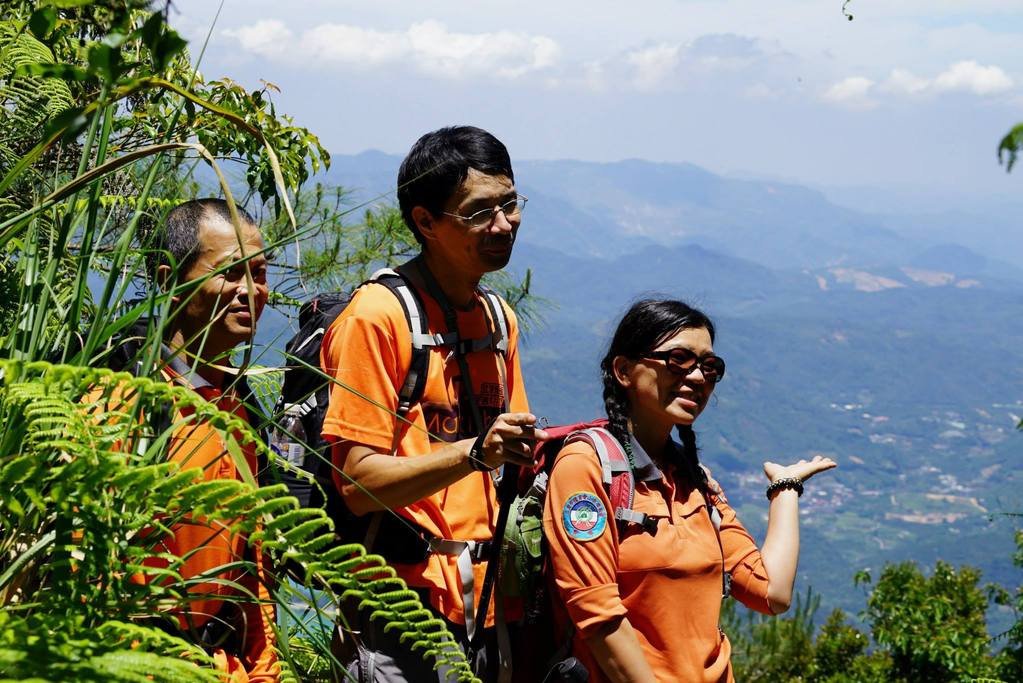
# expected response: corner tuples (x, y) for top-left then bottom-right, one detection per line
(762, 454), (837, 484)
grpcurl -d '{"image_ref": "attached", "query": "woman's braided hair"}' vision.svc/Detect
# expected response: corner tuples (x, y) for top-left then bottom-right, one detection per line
(599, 299), (716, 493)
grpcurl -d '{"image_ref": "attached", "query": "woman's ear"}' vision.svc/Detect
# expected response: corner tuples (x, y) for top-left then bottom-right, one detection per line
(411, 206), (436, 243)
(612, 355), (633, 388)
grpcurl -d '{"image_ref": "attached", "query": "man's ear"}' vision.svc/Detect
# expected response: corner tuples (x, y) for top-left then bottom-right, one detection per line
(612, 355), (634, 388)
(411, 206), (437, 243)
(155, 264), (180, 303)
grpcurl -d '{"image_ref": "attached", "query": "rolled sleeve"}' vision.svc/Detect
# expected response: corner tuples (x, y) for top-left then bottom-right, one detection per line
(716, 495), (773, 614)
(542, 443), (628, 638)
(564, 584), (627, 637)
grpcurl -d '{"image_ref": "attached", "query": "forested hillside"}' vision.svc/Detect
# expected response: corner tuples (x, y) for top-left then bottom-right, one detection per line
(317, 151), (1023, 629)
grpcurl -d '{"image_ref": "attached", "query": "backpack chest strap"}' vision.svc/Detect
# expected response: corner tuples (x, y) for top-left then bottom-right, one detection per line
(410, 331), (499, 355)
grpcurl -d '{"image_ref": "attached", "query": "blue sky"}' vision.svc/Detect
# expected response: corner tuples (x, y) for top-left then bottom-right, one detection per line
(172, 0), (1023, 201)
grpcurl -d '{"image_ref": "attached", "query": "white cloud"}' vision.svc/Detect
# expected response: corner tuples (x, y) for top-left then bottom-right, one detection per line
(626, 43), (682, 90)
(822, 76), (877, 109)
(223, 19), (560, 80)
(222, 19), (293, 58)
(933, 60), (1013, 95)
(579, 60), (608, 93)
(303, 24), (407, 66)
(406, 21), (559, 79)
(607, 34), (772, 92)
(877, 61), (1014, 98)
(881, 68), (930, 95)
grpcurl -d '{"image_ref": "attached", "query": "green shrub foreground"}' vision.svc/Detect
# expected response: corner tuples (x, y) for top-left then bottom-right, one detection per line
(724, 554), (1023, 683)
(0, 2), (476, 680)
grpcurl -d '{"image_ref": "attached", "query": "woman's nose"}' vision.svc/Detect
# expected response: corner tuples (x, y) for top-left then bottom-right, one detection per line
(684, 365), (707, 384)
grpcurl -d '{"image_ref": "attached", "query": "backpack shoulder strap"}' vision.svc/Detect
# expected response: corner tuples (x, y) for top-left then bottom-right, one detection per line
(565, 427), (652, 533)
(477, 286), (510, 355)
(235, 373), (272, 477)
(365, 268), (433, 420)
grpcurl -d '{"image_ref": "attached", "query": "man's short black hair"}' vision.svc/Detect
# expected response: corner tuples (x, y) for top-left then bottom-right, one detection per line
(149, 198), (255, 280)
(397, 126), (514, 245)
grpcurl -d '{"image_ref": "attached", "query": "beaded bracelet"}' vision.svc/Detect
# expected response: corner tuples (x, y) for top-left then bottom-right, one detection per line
(766, 477), (804, 500)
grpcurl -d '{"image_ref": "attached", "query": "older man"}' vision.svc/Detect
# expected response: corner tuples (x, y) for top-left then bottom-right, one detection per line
(144, 198), (277, 682)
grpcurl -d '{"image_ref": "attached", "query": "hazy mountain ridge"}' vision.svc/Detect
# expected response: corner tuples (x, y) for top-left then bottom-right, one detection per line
(326, 151), (1020, 286)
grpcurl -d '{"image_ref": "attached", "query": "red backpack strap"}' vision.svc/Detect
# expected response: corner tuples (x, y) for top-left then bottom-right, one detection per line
(526, 417), (609, 480)
(566, 427), (653, 533)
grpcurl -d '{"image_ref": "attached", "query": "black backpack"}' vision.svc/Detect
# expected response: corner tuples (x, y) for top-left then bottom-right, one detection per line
(272, 266), (511, 564)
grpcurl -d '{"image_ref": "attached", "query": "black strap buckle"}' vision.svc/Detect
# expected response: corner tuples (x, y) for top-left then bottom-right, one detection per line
(470, 540), (492, 563)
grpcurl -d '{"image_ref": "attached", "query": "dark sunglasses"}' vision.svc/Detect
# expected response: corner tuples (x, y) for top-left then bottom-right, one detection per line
(639, 348), (726, 383)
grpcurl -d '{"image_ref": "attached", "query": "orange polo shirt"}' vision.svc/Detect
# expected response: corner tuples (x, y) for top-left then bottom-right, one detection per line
(321, 281), (528, 627)
(93, 357), (279, 683)
(543, 438), (772, 683)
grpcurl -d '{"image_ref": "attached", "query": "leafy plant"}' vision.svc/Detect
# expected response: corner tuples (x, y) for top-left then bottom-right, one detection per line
(808, 610), (891, 683)
(990, 528), (1023, 681)
(998, 122), (1023, 173)
(862, 561), (997, 682)
(0, 2), (482, 681)
(723, 589), (818, 682)
(0, 360), (478, 681)
(723, 553), (1019, 683)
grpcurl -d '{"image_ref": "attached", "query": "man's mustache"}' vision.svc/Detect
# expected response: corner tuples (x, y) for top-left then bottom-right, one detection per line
(482, 233), (515, 246)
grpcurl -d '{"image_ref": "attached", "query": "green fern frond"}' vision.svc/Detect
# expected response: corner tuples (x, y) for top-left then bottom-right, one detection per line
(0, 613), (219, 683)
(0, 21), (75, 204)
(0, 359), (479, 681)
(0, 21), (75, 133)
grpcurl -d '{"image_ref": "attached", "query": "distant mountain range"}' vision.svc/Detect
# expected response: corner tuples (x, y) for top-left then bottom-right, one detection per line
(304, 151), (1023, 625)
(325, 150), (1023, 279)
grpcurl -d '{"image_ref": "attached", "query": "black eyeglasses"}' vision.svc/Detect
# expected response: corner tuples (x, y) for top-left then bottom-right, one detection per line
(443, 196), (528, 229)
(639, 348), (726, 383)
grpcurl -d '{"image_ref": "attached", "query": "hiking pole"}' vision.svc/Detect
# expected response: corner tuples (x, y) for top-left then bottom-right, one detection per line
(467, 457), (520, 659)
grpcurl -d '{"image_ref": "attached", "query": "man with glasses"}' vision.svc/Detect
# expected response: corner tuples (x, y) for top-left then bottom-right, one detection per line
(320, 126), (547, 681)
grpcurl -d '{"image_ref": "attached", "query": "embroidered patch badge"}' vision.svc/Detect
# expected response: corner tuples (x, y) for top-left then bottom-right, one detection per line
(562, 492), (608, 542)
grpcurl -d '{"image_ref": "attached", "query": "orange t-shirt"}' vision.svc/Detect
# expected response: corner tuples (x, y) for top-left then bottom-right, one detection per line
(93, 365), (279, 683)
(321, 281), (529, 626)
(543, 439), (772, 683)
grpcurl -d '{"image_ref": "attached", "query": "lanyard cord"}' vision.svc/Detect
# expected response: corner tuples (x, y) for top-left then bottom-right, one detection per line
(706, 499), (730, 600)
(413, 257), (488, 435)
(410, 259), (518, 653)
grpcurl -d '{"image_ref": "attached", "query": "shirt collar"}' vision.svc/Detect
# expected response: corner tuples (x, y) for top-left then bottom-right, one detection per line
(628, 435), (666, 483)
(161, 344), (214, 390)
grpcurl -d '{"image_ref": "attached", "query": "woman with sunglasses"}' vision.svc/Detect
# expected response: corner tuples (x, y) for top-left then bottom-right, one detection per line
(542, 299), (836, 682)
